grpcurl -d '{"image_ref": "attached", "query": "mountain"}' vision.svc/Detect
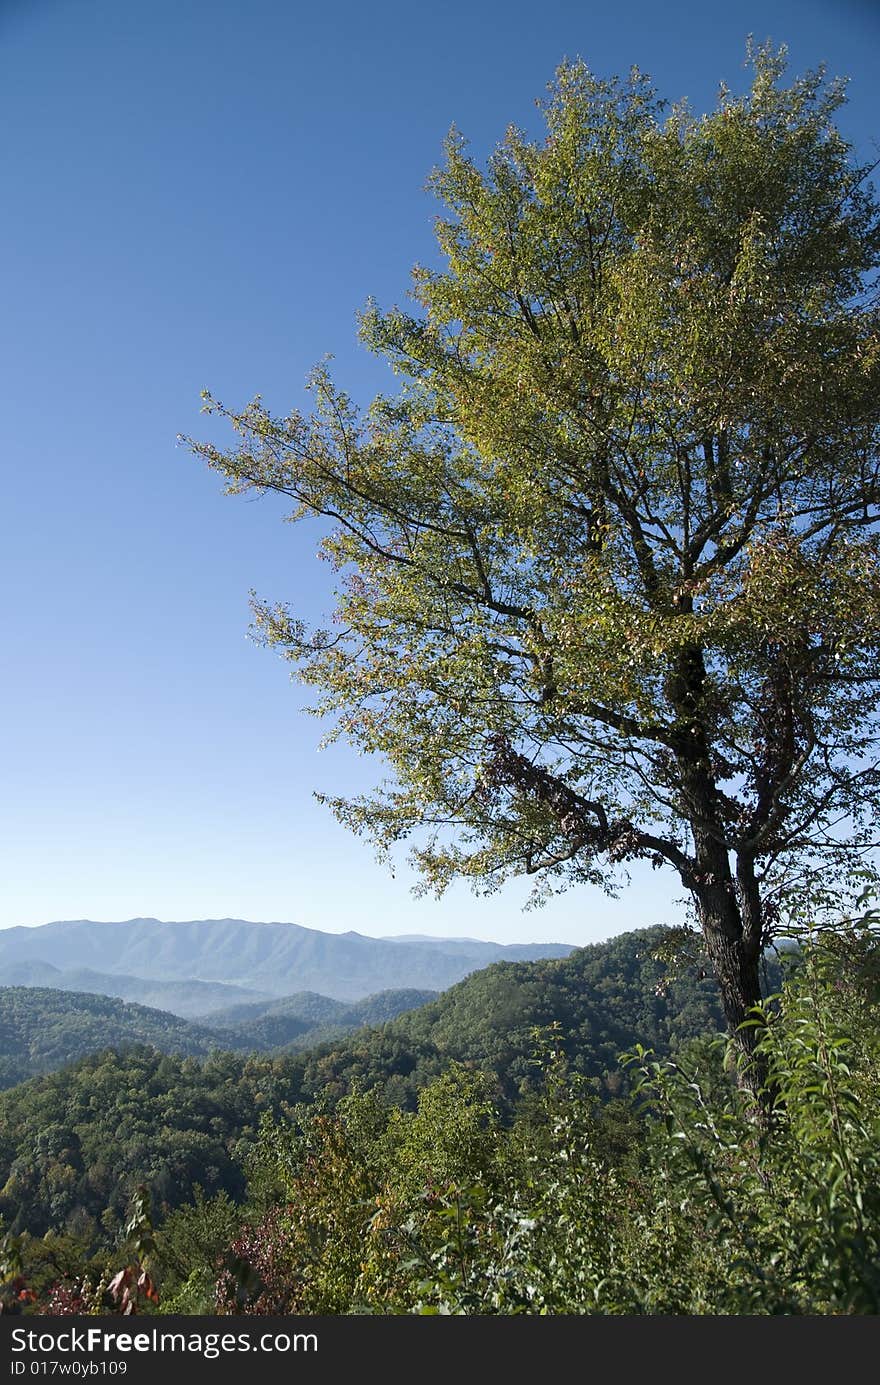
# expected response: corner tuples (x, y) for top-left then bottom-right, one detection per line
(0, 985), (440, 1087)
(0, 918), (574, 1003)
(0, 987), (223, 1088)
(288, 924), (734, 1108)
(204, 988), (439, 1051)
(203, 990), (353, 1027)
(381, 934), (494, 943)
(380, 934), (568, 957)
(0, 959), (269, 1019)
(0, 927), (734, 1238)
(203, 987), (438, 1028)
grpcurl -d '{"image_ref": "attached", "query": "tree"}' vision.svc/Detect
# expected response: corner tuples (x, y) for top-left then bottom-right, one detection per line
(187, 45), (880, 1087)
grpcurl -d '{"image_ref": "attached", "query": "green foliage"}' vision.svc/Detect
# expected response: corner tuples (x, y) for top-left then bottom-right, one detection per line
(155, 1189), (241, 1312)
(361, 927), (880, 1313)
(0, 1219), (35, 1313)
(0, 927), (733, 1248)
(213, 1091), (391, 1314)
(387, 1048), (630, 1314)
(617, 923), (880, 1312)
(0, 987), (226, 1089)
(0, 1049), (305, 1239)
(209, 1071), (504, 1315)
(9, 918), (880, 1315)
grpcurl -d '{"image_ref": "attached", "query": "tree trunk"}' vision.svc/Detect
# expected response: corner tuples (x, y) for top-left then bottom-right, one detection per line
(694, 879), (769, 1104)
(666, 646), (772, 1102)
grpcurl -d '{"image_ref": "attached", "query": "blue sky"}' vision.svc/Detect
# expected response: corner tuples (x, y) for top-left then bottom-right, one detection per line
(2, 0), (878, 943)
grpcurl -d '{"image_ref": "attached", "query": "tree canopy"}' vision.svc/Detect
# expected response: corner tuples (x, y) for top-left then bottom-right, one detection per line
(188, 45), (880, 1067)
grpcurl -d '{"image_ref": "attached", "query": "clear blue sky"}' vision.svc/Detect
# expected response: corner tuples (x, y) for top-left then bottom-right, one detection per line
(2, 0), (878, 943)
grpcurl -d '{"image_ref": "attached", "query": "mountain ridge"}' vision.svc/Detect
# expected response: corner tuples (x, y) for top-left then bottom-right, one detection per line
(0, 917), (574, 1002)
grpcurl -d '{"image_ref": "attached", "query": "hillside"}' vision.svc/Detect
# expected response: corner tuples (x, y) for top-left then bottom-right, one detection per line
(0, 1048), (302, 1236)
(0, 927), (738, 1237)
(288, 925), (733, 1106)
(0, 986), (439, 1087)
(204, 988), (439, 1051)
(0, 918), (573, 1003)
(0, 988), (226, 1087)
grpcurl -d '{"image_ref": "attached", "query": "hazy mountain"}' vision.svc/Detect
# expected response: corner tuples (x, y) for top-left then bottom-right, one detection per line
(0, 918), (574, 1002)
(204, 988), (437, 1028)
(0, 959), (269, 1019)
(381, 934), (486, 943)
(204, 989), (350, 1028)
(379, 934), (572, 958)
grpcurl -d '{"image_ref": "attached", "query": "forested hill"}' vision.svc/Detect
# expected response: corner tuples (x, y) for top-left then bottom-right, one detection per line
(203, 988), (439, 1051)
(0, 1049), (301, 1236)
(285, 924), (734, 1106)
(0, 986), (439, 1088)
(0, 927), (747, 1237)
(0, 988), (222, 1088)
(0, 960), (267, 1020)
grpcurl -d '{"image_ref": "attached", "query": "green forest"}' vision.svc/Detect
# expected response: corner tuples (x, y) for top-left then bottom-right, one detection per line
(1, 920), (878, 1314)
(0, 927), (726, 1239)
(0, 985), (440, 1089)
